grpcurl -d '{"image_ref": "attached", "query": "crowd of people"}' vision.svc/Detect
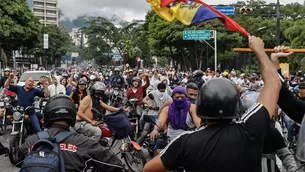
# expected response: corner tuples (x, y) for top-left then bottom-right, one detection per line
(0, 36), (304, 172)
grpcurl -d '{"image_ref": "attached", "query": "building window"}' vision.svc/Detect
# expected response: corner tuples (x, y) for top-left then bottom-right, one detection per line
(33, 1), (44, 6)
(33, 9), (44, 13)
(46, 17), (56, 21)
(46, 3), (56, 7)
(46, 10), (56, 14)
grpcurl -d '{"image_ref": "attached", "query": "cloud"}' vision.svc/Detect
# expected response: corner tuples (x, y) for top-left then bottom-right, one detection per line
(58, 0), (150, 22)
(58, 0), (304, 21)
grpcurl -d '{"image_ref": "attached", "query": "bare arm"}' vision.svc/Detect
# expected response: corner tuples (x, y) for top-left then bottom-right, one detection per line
(153, 107), (169, 132)
(43, 83), (49, 97)
(100, 101), (120, 112)
(143, 155), (167, 172)
(250, 36), (281, 118)
(142, 95), (150, 105)
(4, 75), (12, 89)
(77, 96), (93, 123)
(190, 104), (201, 128)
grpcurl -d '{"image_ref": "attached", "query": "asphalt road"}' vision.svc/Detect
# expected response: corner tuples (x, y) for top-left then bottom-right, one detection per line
(0, 127), (150, 172)
(0, 131), (18, 172)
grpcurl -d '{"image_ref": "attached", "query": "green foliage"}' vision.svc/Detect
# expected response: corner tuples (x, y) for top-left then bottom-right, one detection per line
(0, 0), (41, 66)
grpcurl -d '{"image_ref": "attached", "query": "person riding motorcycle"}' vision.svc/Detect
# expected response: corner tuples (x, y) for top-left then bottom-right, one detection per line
(0, 68), (11, 88)
(74, 82), (127, 141)
(16, 94), (124, 172)
(157, 82), (199, 114)
(70, 78), (88, 107)
(185, 82), (199, 104)
(111, 68), (126, 89)
(126, 76), (150, 117)
(144, 36), (281, 172)
(138, 82), (171, 145)
(150, 86), (201, 142)
(5, 73), (49, 133)
(187, 70), (205, 89)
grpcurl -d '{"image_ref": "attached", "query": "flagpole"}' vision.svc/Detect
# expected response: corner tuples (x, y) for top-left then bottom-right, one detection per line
(214, 30), (217, 72)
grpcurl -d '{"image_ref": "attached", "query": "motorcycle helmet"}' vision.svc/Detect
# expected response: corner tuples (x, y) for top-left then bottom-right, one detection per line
(44, 95), (77, 127)
(193, 70), (204, 77)
(78, 78), (87, 85)
(132, 77), (142, 86)
(196, 78), (239, 119)
(92, 82), (106, 99)
(62, 73), (68, 78)
(89, 74), (97, 81)
(4, 68), (11, 73)
(114, 68), (120, 73)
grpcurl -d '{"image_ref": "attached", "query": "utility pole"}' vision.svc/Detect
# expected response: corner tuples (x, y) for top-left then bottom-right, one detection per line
(276, 0), (281, 45)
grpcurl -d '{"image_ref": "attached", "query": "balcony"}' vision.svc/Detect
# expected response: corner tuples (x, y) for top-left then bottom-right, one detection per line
(33, 12), (45, 17)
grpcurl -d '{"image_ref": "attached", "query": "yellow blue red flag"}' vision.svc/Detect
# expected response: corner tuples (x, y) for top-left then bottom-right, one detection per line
(146, 0), (250, 36)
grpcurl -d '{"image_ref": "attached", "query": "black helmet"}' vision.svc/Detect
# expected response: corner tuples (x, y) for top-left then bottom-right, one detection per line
(193, 70), (204, 77)
(196, 78), (239, 119)
(44, 95), (77, 127)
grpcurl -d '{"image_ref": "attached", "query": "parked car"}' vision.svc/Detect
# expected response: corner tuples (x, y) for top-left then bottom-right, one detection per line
(17, 71), (53, 86)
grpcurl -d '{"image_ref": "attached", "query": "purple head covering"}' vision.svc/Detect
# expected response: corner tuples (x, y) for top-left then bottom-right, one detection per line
(168, 87), (191, 130)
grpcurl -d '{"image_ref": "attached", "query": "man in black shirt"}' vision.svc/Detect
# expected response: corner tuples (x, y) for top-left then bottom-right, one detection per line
(143, 36), (281, 172)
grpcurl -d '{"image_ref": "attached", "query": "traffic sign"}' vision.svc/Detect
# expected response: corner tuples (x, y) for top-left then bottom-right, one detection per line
(183, 30), (212, 40)
(213, 6), (235, 15)
(43, 34), (49, 49)
(65, 56), (71, 61)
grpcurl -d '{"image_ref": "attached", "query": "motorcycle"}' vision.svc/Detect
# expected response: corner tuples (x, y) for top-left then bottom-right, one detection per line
(125, 98), (142, 141)
(108, 87), (124, 108)
(8, 104), (40, 165)
(0, 96), (12, 135)
(142, 115), (169, 157)
(90, 108), (147, 172)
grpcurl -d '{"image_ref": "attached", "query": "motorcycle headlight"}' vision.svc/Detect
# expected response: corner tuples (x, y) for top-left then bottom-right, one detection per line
(13, 112), (22, 121)
(4, 97), (10, 103)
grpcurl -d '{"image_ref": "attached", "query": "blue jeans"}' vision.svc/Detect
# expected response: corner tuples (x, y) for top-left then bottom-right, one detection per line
(30, 112), (42, 133)
(283, 115), (295, 142)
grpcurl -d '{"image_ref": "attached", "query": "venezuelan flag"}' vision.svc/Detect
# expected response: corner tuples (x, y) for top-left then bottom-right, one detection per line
(136, 57), (143, 69)
(146, 0), (250, 36)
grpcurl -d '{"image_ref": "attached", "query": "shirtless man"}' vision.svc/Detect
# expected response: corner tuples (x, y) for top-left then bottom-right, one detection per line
(74, 82), (127, 141)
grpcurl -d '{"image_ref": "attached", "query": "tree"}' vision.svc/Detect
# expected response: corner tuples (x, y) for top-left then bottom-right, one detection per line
(0, 0), (41, 67)
(81, 17), (115, 65)
(34, 25), (72, 67)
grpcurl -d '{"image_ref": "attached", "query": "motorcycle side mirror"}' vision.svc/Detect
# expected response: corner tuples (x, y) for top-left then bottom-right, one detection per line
(148, 93), (154, 100)
(34, 96), (40, 102)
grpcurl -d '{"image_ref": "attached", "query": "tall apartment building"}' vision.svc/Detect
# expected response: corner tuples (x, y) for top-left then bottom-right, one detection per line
(27, 0), (59, 26)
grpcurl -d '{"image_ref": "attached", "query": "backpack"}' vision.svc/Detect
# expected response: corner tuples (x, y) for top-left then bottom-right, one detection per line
(20, 131), (72, 172)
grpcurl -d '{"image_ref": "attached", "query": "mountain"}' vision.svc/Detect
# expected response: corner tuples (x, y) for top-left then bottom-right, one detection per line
(59, 10), (129, 30)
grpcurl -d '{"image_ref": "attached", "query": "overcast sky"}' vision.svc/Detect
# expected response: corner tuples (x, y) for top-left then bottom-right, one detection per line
(58, 0), (304, 21)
